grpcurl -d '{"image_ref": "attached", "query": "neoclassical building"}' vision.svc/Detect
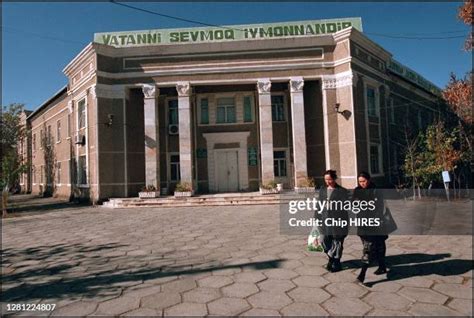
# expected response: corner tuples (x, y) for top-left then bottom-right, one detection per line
(23, 18), (446, 203)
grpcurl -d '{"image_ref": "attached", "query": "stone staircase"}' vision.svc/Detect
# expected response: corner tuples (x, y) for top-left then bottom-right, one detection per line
(102, 191), (310, 208)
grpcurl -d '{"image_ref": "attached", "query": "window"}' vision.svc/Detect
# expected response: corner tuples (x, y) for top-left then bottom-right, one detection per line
(40, 166), (44, 184)
(370, 144), (381, 175)
(33, 134), (36, 151)
(56, 120), (61, 142)
(67, 114), (71, 137)
(32, 166), (36, 184)
(40, 129), (43, 148)
(243, 96), (253, 122)
(367, 87), (377, 117)
(78, 155), (87, 185)
(78, 99), (86, 129)
(389, 98), (395, 124)
(57, 162), (61, 184)
(271, 95), (285, 121)
(168, 99), (178, 125)
(47, 125), (53, 145)
(216, 97), (236, 123)
(170, 154), (180, 181)
(200, 98), (209, 124)
(274, 150), (287, 177)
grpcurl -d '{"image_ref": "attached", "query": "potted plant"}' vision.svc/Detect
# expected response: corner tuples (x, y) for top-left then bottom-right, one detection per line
(295, 177), (316, 193)
(276, 183), (284, 192)
(174, 182), (193, 198)
(139, 185), (160, 199)
(259, 180), (280, 195)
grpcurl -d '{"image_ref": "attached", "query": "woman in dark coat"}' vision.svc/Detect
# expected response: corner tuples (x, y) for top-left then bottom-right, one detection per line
(353, 171), (388, 283)
(316, 170), (349, 272)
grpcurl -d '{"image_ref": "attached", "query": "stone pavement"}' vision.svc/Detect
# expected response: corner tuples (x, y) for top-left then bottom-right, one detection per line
(1, 204), (472, 316)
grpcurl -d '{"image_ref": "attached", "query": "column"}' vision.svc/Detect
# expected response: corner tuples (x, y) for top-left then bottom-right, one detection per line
(176, 82), (193, 186)
(290, 77), (308, 187)
(142, 84), (159, 189)
(257, 78), (274, 184)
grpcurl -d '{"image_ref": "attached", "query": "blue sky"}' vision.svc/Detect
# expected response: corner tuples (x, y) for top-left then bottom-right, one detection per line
(2, 2), (471, 111)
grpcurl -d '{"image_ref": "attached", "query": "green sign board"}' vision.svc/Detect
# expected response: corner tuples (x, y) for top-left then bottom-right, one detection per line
(387, 59), (441, 96)
(248, 147), (258, 166)
(94, 17), (362, 48)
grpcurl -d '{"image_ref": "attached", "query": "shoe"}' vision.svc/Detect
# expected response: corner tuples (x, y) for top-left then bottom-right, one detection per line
(331, 259), (342, 272)
(326, 258), (334, 272)
(356, 273), (365, 283)
(374, 267), (387, 275)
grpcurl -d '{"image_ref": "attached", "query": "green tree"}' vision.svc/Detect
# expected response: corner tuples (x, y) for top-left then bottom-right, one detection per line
(0, 103), (28, 217)
(403, 121), (462, 199)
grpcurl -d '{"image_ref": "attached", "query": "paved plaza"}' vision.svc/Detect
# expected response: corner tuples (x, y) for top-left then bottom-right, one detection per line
(1, 204), (473, 316)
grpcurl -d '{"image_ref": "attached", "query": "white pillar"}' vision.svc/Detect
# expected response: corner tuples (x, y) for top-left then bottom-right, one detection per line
(142, 84), (160, 189)
(176, 81), (193, 186)
(257, 79), (274, 184)
(290, 77), (308, 187)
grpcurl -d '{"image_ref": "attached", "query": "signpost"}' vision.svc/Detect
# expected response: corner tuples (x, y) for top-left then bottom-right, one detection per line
(442, 171), (451, 201)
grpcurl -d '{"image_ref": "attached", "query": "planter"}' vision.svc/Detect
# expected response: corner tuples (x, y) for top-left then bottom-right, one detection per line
(259, 187), (280, 195)
(294, 187), (316, 194)
(139, 191), (160, 199)
(174, 191), (193, 198)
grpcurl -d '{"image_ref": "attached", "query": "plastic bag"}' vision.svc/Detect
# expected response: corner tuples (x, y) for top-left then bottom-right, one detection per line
(307, 227), (324, 252)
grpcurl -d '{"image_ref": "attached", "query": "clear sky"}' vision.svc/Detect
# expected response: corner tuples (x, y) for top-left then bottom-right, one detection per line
(2, 1), (471, 111)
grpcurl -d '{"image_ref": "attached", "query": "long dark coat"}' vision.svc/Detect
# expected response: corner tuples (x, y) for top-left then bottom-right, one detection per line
(316, 184), (350, 238)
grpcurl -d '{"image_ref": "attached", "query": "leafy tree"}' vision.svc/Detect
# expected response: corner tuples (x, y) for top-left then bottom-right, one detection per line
(402, 121), (462, 199)
(458, 0), (473, 51)
(0, 104), (28, 217)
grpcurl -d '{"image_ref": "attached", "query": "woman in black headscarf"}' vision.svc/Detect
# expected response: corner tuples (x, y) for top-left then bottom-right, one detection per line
(353, 171), (388, 283)
(317, 170), (349, 272)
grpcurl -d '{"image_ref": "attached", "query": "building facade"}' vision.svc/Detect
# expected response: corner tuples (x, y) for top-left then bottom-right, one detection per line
(23, 18), (446, 203)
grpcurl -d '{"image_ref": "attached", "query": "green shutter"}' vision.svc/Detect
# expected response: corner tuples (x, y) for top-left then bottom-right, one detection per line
(200, 99), (209, 124)
(244, 96), (252, 122)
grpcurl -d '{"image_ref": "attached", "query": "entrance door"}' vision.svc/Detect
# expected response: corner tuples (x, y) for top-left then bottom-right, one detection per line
(216, 150), (239, 192)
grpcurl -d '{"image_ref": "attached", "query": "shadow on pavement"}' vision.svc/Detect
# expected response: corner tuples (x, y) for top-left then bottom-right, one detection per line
(341, 253), (473, 287)
(1, 241), (283, 302)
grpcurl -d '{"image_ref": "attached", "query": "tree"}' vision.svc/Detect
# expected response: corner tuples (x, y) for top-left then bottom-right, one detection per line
(402, 121), (462, 199)
(40, 123), (56, 197)
(458, 0), (473, 51)
(0, 103), (28, 217)
(440, 1), (473, 193)
(1, 152), (27, 217)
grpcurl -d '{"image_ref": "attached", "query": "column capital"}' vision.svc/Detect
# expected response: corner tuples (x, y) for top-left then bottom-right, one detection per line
(290, 77), (304, 93)
(67, 101), (73, 114)
(88, 85), (96, 99)
(257, 78), (272, 94)
(142, 84), (158, 99)
(176, 81), (191, 97)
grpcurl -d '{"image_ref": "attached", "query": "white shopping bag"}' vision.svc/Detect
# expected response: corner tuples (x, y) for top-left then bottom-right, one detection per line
(307, 226), (323, 252)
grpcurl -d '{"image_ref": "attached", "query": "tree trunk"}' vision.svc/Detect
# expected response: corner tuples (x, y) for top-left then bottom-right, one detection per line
(2, 188), (9, 218)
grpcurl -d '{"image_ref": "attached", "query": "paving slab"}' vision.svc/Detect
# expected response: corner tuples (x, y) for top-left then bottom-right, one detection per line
(1, 204), (472, 317)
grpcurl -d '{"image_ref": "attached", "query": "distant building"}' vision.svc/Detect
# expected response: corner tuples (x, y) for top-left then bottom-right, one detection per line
(22, 18), (448, 203)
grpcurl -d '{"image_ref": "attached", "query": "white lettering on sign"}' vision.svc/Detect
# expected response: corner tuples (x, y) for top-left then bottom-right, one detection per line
(94, 17), (363, 48)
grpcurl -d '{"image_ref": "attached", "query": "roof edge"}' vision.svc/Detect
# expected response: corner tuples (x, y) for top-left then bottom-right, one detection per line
(27, 85), (68, 120)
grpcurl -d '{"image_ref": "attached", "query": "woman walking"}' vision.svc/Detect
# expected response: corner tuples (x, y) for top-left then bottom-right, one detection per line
(317, 170), (349, 272)
(353, 171), (388, 283)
